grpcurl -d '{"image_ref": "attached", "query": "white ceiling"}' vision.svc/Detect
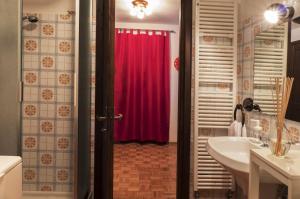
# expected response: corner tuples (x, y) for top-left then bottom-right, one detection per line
(115, 0), (180, 25)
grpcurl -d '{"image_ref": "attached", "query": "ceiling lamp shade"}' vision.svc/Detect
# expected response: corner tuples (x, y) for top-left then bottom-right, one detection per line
(129, 0), (152, 19)
(264, 3), (295, 24)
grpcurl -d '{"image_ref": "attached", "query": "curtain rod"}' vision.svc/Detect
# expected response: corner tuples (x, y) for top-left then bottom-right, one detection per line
(117, 28), (176, 33)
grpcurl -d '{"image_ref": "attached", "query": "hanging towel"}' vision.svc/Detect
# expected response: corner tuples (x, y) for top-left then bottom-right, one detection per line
(242, 125), (247, 137)
(229, 121), (243, 137)
(228, 121), (238, 136)
(236, 122), (242, 137)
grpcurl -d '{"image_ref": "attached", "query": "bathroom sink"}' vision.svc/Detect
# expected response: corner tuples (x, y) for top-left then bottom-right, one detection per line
(207, 137), (273, 194)
(207, 137), (262, 174)
(207, 137), (300, 196)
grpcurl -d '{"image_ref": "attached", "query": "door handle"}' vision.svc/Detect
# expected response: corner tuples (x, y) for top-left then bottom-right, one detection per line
(96, 114), (123, 122)
(114, 113), (123, 121)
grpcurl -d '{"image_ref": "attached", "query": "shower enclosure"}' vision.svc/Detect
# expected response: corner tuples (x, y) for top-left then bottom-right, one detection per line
(0, 0), (22, 156)
(21, 0), (92, 198)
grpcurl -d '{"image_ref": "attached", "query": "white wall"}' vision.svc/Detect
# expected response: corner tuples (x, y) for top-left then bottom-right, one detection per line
(239, 0), (282, 22)
(292, 27), (300, 42)
(23, 0), (75, 13)
(115, 22), (180, 143)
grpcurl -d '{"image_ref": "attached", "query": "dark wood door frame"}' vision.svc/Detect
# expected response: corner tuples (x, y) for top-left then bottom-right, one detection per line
(176, 0), (192, 197)
(94, 0), (192, 198)
(94, 0), (115, 198)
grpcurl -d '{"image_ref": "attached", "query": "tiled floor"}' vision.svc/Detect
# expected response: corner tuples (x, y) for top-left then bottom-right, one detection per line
(113, 143), (177, 199)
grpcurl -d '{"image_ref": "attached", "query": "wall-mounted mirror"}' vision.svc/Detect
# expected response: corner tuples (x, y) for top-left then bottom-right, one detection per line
(287, 19), (300, 122)
(253, 23), (288, 115)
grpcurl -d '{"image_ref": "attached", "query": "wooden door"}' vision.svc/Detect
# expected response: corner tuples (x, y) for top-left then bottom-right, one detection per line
(93, 0), (193, 198)
(94, 0), (115, 198)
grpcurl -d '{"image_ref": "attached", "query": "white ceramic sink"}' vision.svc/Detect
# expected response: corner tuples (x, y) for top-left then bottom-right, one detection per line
(207, 137), (266, 194)
(207, 137), (262, 174)
(207, 136), (300, 196)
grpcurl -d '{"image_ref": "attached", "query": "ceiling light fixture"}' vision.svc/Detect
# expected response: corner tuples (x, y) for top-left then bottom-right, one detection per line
(264, 3), (294, 24)
(129, 0), (152, 19)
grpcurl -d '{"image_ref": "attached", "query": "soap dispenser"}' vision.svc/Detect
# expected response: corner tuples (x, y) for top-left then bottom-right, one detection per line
(250, 119), (262, 138)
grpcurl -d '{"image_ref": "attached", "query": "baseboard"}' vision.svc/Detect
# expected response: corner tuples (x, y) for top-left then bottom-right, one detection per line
(22, 191), (73, 199)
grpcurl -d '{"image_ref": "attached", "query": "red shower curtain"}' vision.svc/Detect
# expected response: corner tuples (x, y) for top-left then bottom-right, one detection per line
(114, 29), (170, 143)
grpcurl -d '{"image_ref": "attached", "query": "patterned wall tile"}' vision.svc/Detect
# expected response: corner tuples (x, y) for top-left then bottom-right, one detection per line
(22, 152), (38, 167)
(24, 39), (39, 53)
(57, 88), (72, 103)
(40, 120), (55, 134)
(39, 184), (54, 192)
(39, 104), (56, 118)
(56, 121), (73, 135)
(23, 104), (38, 118)
(58, 72), (72, 86)
(40, 39), (56, 54)
(23, 119), (39, 135)
(23, 87), (39, 101)
(23, 23), (40, 37)
(56, 137), (71, 151)
(40, 88), (55, 102)
(23, 168), (37, 182)
(24, 55), (39, 69)
(57, 105), (72, 118)
(23, 136), (38, 150)
(41, 56), (55, 70)
(39, 153), (54, 167)
(39, 136), (55, 150)
(41, 23), (56, 38)
(24, 71), (39, 85)
(57, 56), (74, 71)
(56, 152), (73, 167)
(39, 171), (55, 185)
(58, 13), (73, 22)
(22, 13), (75, 192)
(40, 71), (56, 86)
(58, 40), (73, 55)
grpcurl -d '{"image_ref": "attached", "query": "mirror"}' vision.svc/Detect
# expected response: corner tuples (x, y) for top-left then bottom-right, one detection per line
(253, 23), (288, 116)
(287, 20), (300, 122)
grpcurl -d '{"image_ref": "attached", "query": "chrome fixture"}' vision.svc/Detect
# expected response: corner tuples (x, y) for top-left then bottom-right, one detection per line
(264, 3), (294, 24)
(243, 98), (262, 112)
(22, 15), (39, 23)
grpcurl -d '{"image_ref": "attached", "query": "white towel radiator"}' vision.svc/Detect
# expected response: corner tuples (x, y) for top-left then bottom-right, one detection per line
(194, 0), (237, 191)
(253, 24), (288, 115)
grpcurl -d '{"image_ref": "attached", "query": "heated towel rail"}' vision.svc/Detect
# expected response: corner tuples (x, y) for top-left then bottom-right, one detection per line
(253, 24), (288, 115)
(194, 0), (237, 191)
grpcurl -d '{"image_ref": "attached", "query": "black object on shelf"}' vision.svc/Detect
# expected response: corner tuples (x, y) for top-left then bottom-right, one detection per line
(243, 98), (262, 112)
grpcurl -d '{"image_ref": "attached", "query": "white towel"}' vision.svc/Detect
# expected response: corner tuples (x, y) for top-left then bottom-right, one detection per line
(236, 122), (242, 137)
(228, 121), (238, 136)
(242, 125), (247, 137)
